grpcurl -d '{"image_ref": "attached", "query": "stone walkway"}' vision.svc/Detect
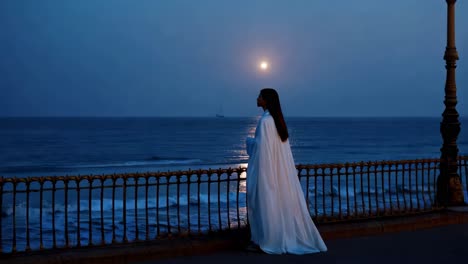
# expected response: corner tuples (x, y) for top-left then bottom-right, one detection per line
(137, 223), (468, 264)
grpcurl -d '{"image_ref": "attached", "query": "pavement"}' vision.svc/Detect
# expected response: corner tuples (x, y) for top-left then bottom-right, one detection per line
(136, 223), (468, 264)
(2, 208), (468, 264)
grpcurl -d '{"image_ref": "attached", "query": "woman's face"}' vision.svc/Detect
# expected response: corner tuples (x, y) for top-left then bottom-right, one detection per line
(257, 93), (266, 108)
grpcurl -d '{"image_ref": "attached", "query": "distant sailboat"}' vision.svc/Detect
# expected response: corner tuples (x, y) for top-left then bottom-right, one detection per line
(216, 105), (225, 118)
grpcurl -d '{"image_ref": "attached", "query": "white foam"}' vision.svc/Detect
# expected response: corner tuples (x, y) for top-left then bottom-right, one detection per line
(68, 159), (203, 169)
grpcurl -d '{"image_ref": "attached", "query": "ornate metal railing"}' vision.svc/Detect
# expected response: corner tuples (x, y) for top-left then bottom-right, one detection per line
(1, 156), (467, 254)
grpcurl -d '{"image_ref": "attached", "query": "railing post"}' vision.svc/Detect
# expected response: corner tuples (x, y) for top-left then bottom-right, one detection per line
(437, 0), (465, 206)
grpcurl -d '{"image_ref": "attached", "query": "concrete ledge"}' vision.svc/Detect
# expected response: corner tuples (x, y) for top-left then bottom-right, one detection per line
(2, 209), (468, 264)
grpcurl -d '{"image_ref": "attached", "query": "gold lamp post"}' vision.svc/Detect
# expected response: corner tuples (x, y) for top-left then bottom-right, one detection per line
(437, 0), (465, 206)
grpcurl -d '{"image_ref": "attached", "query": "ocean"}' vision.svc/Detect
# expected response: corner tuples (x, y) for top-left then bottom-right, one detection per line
(1, 116), (467, 177)
(0, 116), (467, 252)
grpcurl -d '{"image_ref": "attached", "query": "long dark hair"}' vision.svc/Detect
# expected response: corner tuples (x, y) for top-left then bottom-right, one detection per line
(260, 88), (289, 142)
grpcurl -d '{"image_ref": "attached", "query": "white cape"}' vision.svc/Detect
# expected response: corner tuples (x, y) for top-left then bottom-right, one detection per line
(246, 110), (327, 254)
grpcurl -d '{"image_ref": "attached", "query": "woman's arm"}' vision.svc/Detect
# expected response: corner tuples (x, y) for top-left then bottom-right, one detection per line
(246, 136), (255, 156)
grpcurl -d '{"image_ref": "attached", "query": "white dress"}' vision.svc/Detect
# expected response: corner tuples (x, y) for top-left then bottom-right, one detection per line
(246, 110), (327, 254)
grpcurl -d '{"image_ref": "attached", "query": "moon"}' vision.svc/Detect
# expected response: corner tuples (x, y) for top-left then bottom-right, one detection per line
(260, 61), (269, 70)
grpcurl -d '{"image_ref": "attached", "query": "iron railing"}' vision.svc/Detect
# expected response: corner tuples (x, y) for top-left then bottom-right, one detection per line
(1, 156), (467, 254)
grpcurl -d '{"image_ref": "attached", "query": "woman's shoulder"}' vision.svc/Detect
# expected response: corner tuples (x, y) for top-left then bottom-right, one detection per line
(260, 111), (272, 119)
(259, 113), (274, 125)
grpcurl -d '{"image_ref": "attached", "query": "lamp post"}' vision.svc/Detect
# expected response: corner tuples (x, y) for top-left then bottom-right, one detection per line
(437, 0), (465, 206)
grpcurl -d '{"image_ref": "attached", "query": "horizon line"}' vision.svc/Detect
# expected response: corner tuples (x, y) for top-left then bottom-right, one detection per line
(0, 115), (455, 119)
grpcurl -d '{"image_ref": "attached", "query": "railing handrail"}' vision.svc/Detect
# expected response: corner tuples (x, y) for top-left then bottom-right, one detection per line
(0, 167), (248, 183)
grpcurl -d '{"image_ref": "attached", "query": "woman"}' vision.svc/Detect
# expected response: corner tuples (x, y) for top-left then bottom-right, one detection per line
(246, 88), (327, 254)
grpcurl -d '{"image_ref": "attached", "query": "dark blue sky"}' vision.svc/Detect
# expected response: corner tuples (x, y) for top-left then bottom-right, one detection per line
(1, 0), (467, 117)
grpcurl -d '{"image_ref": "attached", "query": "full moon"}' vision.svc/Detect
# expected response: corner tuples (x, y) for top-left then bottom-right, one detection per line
(260, 61), (269, 70)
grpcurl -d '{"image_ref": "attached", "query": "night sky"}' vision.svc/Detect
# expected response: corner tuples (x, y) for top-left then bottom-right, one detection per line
(1, 0), (467, 117)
